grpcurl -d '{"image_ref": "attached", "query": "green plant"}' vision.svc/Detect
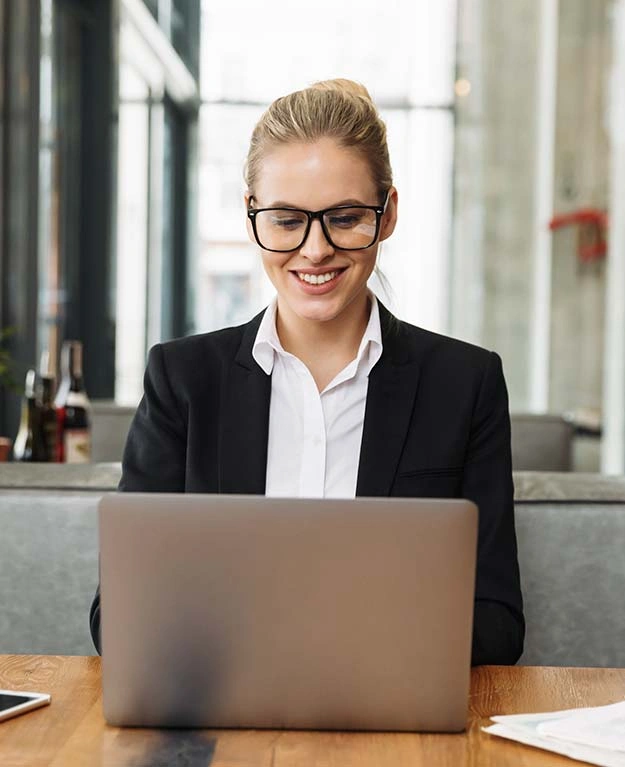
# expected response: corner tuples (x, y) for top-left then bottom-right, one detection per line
(0, 327), (18, 393)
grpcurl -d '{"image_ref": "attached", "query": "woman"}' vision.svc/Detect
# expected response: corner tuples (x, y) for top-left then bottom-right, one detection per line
(90, 80), (524, 664)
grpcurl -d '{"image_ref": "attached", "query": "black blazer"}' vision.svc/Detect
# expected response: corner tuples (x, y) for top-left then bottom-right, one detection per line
(90, 303), (524, 664)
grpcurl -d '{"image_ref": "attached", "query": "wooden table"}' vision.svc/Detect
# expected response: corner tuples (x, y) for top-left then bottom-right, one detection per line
(1, 656), (624, 766)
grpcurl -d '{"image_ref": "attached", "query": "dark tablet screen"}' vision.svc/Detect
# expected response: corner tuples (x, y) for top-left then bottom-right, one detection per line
(0, 693), (32, 711)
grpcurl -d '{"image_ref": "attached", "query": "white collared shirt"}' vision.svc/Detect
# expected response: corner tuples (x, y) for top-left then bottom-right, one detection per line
(252, 295), (383, 499)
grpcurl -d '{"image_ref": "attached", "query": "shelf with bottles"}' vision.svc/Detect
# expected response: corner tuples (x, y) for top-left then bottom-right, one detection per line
(13, 340), (92, 464)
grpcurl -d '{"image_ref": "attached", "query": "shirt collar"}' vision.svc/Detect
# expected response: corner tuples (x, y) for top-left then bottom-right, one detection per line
(252, 299), (283, 375)
(355, 292), (383, 378)
(252, 292), (383, 377)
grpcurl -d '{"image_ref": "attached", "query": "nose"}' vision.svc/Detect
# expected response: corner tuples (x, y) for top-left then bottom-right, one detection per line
(299, 219), (334, 262)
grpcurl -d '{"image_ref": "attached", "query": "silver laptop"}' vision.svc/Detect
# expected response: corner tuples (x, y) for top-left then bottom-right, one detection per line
(99, 494), (477, 732)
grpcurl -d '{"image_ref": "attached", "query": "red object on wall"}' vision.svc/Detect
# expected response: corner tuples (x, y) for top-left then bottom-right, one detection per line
(549, 208), (608, 262)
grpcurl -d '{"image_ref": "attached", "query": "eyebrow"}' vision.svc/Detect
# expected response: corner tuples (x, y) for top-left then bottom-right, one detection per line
(262, 198), (371, 209)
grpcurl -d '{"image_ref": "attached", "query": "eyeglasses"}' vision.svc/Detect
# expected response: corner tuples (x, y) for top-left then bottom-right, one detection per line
(247, 192), (390, 253)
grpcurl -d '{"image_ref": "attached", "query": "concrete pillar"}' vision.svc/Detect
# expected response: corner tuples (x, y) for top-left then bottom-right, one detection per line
(602, 0), (625, 473)
(529, 0), (559, 412)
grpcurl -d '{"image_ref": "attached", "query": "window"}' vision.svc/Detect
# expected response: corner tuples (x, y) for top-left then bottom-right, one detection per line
(114, 2), (199, 404)
(197, 0), (457, 333)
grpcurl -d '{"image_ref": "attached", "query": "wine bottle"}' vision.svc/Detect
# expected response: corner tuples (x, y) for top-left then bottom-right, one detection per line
(37, 352), (59, 462)
(13, 369), (48, 462)
(55, 340), (92, 463)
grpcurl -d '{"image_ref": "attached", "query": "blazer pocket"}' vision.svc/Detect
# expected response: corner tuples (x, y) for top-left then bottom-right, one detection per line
(397, 466), (463, 479)
(392, 467), (463, 499)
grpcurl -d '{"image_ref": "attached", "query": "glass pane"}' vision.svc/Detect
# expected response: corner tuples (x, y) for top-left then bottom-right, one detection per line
(172, 0), (200, 78)
(374, 109), (454, 331)
(37, 0), (83, 377)
(201, 0), (456, 107)
(115, 65), (150, 406)
(197, 0), (457, 334)
(197, 273), (253, 331)
(196, 104), (271, 333)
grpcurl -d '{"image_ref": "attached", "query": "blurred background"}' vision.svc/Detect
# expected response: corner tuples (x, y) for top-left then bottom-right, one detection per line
(1, 0), (624, 473)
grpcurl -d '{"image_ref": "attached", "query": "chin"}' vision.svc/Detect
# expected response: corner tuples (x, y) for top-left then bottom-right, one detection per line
(296, 306), (344, 324)
(275, 275), (371, 326)
(288, 296), (347, 324)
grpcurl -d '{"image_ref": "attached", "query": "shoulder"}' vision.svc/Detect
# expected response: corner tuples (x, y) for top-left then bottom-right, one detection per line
(158, 324), (246, 361)
(378, 306), (506, 403)
(382, 308), (496, 371)
(142, 310), (266, 396)
(381, 313), (509, 422)
(151, 310), (265, 370)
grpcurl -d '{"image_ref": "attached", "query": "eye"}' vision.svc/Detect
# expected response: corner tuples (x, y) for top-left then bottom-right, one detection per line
(270, 213), (306, 230)
(326, 210), (366, 228)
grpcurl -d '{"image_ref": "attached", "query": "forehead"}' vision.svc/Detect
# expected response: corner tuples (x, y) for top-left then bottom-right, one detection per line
(254, 137), (377, 208)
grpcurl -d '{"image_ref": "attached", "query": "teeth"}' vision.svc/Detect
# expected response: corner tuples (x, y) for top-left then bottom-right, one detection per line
(297, 271), (338, 285)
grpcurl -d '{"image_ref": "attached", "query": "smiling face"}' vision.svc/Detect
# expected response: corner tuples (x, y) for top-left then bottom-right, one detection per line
(246, 137), (397, 332)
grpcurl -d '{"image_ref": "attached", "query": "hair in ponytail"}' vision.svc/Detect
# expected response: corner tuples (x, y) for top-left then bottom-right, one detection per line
(245, 79), (392, 198)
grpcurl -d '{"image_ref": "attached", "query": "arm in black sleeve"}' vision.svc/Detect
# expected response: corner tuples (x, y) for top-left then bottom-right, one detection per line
(89, 344), (188, 653)
(462, 351), (525, 665)
(119, 343), (188, 492)
(89, 584), (102, 654)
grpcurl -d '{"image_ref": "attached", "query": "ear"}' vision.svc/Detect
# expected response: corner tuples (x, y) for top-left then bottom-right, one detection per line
(379, 186), (398, 243)
(244, 193), (255, 244)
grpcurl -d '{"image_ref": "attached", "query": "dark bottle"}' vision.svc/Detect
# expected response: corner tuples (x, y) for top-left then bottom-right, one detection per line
(54, 340), (92, 463)
(13, 369), (48, 462)
(37, 352), (59, 462)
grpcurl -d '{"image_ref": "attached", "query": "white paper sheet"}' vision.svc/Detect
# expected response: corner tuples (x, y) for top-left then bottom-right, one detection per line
(538, 701), (625, 752)
(483, 699), (625, 767)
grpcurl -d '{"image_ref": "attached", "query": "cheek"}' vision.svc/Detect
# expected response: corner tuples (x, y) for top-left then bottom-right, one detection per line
(261, 251), (288, 278)
(357, 247), (379, 277)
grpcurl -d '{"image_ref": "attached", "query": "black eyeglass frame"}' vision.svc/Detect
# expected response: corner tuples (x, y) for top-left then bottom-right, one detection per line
(246, 191), (391, 253)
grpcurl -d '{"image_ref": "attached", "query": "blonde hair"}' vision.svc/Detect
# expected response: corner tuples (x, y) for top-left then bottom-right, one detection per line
(245, 79), (392, 198)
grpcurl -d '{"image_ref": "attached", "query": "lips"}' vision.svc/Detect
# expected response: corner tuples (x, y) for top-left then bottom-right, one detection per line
(292, 268), (346, 281)
(297, 270), (339, 285)
(289, 267), (347, 293)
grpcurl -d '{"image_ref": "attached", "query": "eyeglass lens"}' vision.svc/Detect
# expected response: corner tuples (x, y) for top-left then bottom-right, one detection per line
(254, 207), (379, 251)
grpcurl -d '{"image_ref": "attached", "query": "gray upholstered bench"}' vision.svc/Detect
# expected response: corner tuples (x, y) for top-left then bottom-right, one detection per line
(1, 466), (624, 666)
(0, 492), (99, 655)
(0, 464), (118, 655)
(515, 473), (625, 667)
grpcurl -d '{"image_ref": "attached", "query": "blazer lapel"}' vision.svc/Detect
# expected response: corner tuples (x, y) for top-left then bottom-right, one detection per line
(218, 303), (423, 497)
(218, 311), (271, 494)
(356, 304), (422, 497)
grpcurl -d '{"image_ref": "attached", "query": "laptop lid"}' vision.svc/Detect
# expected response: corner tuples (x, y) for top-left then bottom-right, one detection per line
(99, 494), (477, 731)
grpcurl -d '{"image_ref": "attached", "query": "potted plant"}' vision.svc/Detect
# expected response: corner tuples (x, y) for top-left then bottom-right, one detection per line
(0, 328), (17, 461)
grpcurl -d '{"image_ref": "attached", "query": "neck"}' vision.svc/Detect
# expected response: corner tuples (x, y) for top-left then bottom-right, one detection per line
(275, 291), (371, 388)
